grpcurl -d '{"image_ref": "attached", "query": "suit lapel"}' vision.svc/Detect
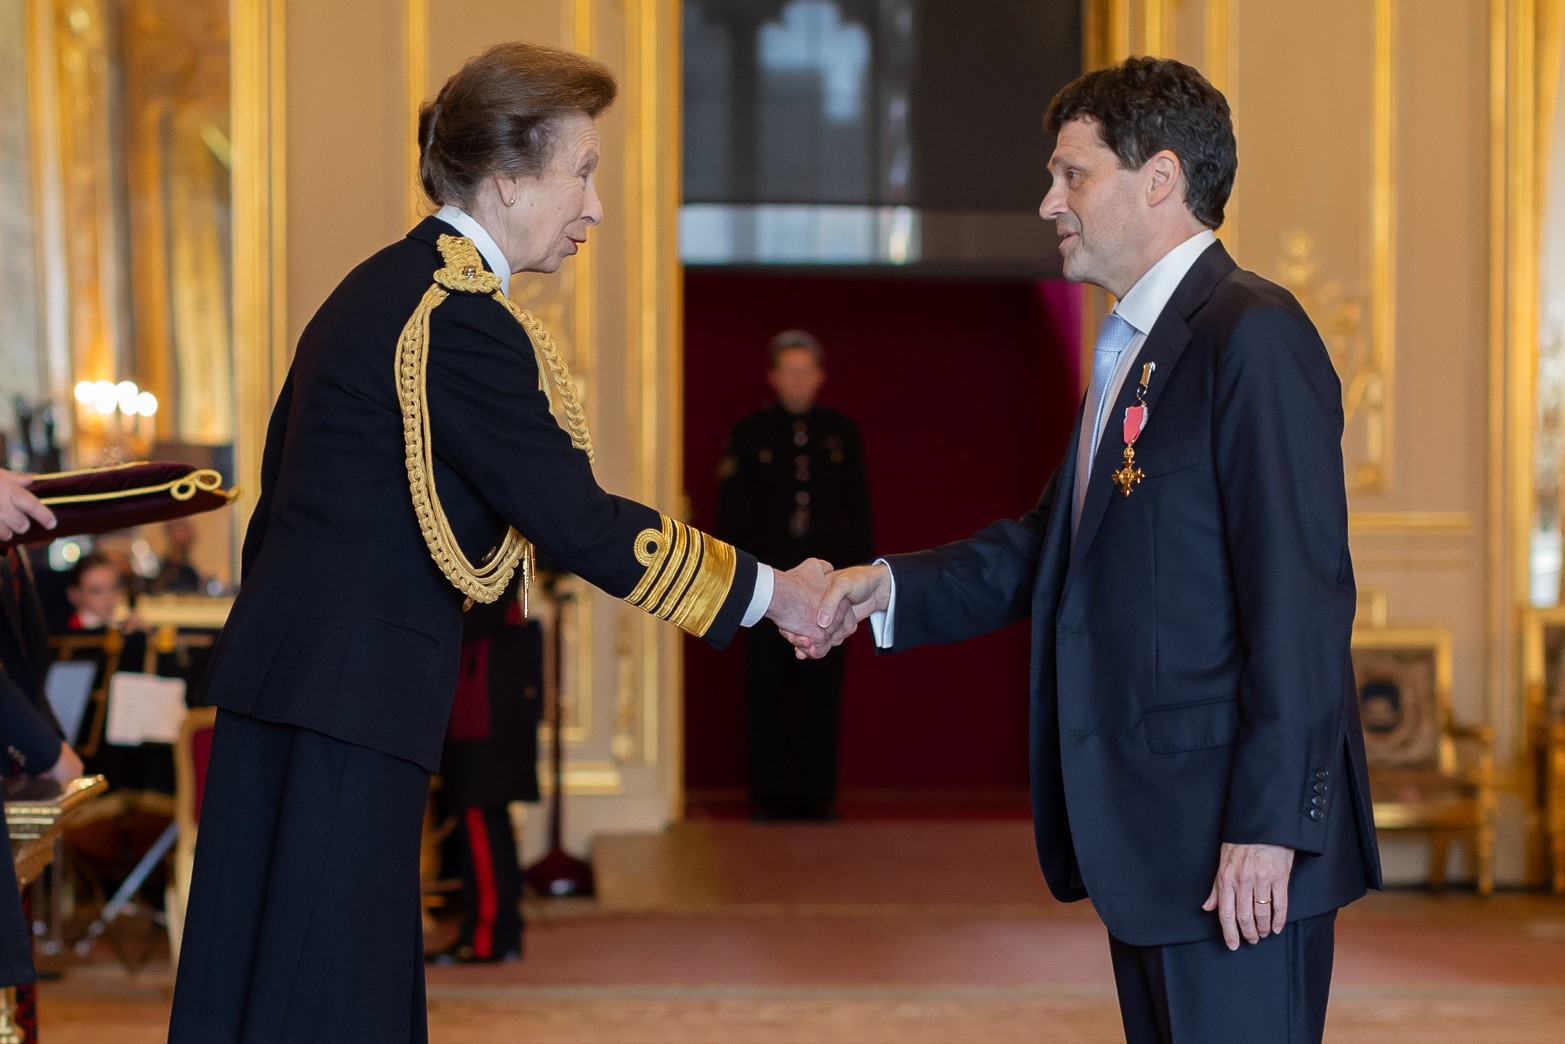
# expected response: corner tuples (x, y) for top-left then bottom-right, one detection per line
(1066, 241), (1236, 572)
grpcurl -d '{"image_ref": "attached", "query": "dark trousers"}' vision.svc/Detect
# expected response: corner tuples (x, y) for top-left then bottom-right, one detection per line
(744, 626), (845, 817)
(1107, 910), (1337, 1044)
(168, 710), (432, 1044)
(455, 803), (524, 958)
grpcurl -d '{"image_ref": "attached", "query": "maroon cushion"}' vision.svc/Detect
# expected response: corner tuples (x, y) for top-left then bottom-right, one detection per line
(1, 461), (240, 548)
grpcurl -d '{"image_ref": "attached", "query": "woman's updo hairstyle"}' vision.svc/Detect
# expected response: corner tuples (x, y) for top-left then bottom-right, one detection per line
(418, 41), (617, 210)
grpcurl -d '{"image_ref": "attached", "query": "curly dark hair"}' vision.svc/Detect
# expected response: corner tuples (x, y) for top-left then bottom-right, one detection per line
(418, 41), (617, 210)
(1044, 56), (1236, 229)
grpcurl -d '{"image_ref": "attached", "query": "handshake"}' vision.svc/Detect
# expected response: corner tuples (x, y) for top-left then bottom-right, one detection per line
(762, 559), (891, 660)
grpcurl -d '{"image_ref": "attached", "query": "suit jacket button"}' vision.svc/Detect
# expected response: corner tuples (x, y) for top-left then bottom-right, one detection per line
(1313, 782), (1328, 794)
(1311, 795), (1325, 808)
(1315, 770), (1329, 781)
(1308, 808), (1324, 821)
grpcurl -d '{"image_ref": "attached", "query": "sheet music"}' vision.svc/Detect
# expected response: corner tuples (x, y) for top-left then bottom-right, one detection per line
(105, 672), (187, 746)
(45, 660), (97, 742)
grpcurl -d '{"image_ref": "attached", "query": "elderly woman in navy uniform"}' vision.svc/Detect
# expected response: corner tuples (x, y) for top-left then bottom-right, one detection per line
(167, 42), (832, 1043)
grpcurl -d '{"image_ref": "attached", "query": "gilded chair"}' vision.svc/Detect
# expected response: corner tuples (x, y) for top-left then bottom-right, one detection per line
(47, 630), (125, 758)
(1521, 606), (1565, 894)
(165, 705), (217, 966)
(1351, 625), (1496, 895)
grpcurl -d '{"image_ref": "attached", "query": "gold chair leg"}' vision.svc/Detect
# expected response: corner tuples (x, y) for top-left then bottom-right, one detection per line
(1475, 825), (1495, 897)
(1428, 832), (1451, 893)
(1552, 829), (1565, 896)
(0, 986), (21, 1044)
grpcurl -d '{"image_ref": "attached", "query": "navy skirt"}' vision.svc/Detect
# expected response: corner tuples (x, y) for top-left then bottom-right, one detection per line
(168, 710), (431, 1043)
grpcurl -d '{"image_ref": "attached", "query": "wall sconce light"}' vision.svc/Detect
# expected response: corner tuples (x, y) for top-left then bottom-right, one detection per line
(73, 379), (158, 461)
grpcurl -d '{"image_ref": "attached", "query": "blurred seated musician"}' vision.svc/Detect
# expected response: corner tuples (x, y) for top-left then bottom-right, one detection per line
(63, 552), (147, 636)
(61, 553), (166, 791)
(149, 519), (204, 596)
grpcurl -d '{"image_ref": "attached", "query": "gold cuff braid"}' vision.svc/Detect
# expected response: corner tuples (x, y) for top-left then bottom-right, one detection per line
(625, 515), (738, 637)
(395, 234), (594, 607)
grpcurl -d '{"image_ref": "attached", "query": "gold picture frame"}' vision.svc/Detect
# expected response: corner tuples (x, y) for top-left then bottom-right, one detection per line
(1350, 625), (1451, 771)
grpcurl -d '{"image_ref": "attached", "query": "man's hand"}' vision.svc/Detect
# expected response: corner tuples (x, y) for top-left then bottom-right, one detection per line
(819, 562), (890, 631)
(41, 742), (84, 785)
(780, 563), (893, 659)
(0, 470), (56, 542)
(764, 558), (835, 655)
(1201, 842), (1295, 950)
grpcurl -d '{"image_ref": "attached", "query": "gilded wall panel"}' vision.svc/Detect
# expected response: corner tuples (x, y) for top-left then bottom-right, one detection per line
(1229, 1), (1385, 491)
(0, 0), (46, 440)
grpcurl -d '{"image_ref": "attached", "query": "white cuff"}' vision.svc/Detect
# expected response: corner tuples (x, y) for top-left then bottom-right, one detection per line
(741, 563), (774, 628)
(867, 558), (896, 649)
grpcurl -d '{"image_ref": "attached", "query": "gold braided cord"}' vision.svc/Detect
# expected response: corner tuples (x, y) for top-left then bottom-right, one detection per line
(395, 235), (599, 607)
(494, 295), (595, 463)
(397, 242), (523, 606)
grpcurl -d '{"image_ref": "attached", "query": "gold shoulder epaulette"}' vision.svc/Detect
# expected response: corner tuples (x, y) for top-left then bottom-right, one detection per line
(432, 235), (503, 294)
(395, 233), (596, 607)
(624, 515), (738, 638)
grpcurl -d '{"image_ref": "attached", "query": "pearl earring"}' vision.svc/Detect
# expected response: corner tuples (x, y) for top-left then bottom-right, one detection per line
(505, 196), (516, 207)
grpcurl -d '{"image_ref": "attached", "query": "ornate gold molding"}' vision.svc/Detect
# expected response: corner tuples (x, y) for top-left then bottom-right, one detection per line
(404, 0), (427, 223)
(1270, 3), (1394, 494)
(569, 0), (600, 751)
(1140, 0), (1174, 55)
(1349, 512), (1475, 536)
(1369, 0), (1397, 494)
(1204, 0), (1233, 94)
(1278, 232), (1383, 491)
(1493, 0), (1542, 754)
(538, 760), (624, 796)
(231, 0), (287, 581)
(1358, 587), (1389, 628)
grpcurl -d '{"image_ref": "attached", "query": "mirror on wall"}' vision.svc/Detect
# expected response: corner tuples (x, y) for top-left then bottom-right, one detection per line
(1537, 49), (1565, 607)
(0, 0), (237, 590)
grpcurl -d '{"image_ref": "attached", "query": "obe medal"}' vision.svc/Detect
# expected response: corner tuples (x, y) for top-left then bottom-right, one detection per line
(1110, 362), (1155, 497)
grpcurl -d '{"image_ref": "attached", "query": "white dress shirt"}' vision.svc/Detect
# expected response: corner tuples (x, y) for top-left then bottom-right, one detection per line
(868, 229), (1217, 648)
(433, 205), (775, 626)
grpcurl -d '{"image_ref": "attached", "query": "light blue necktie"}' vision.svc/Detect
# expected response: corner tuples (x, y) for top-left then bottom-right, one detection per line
(1072, 312), (1138, 536)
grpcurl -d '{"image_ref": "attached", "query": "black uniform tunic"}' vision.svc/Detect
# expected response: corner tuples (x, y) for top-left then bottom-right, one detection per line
(717, 404), (872, 818)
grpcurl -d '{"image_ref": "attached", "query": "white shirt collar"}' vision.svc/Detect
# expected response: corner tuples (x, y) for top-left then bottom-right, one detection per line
(1112, 229), (1217, 334)
(434, 205), (512, 292)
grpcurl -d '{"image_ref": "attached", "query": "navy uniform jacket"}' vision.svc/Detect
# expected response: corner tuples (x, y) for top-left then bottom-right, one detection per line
(883, 242), (1381, 947)
(201, 217), (756, 772)
(717, 405), (872, 570)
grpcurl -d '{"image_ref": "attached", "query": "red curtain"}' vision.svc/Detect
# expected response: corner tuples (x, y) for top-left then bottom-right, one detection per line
(682, 271), (1081, 797)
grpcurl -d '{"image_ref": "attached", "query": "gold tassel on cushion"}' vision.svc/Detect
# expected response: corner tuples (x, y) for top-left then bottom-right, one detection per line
(395, 234), (594, 608)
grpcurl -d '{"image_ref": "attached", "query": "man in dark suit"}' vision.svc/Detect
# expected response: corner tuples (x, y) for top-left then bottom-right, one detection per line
(718, 331), (872, 820)
(812, 57), (1381, 1043)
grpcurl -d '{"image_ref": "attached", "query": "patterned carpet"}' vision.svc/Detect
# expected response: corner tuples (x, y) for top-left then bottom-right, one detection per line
(31, 821), (1565, 1042)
